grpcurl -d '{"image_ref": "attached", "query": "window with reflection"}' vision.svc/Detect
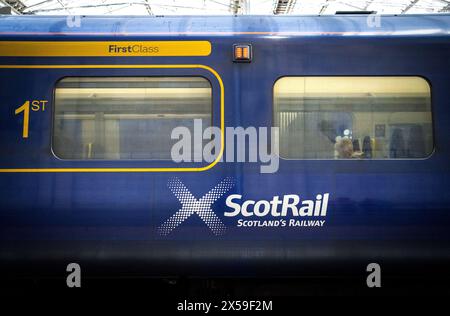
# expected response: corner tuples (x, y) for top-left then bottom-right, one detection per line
(273, 77), (433, 159)
(53, 77), (212, 160)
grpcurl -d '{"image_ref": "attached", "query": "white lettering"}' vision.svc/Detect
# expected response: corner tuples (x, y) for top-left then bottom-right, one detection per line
(225, 193), (330, 218)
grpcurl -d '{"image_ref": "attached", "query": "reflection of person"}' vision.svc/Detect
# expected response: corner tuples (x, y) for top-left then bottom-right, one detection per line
(335, 138), (353, 158)
(390, 128), (406, 158)
(362, 136), (373, 158)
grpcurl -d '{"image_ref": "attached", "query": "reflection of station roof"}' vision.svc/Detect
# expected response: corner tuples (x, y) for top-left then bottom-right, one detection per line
(1, 0), (449, 16)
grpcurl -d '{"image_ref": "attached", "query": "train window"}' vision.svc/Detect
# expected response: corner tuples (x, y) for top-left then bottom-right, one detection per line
(273, 77), (433, 159)
(53, 77), (212, 160)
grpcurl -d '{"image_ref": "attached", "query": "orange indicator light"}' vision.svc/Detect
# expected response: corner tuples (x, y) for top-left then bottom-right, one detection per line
(233, 44), (252, 62)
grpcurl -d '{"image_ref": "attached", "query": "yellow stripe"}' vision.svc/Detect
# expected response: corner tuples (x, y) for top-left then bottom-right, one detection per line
(0, 41), (211, 57)
(0, 64), (224, 173)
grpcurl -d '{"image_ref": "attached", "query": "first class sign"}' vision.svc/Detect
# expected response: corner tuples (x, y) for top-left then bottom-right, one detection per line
(0, 41), (212, 57)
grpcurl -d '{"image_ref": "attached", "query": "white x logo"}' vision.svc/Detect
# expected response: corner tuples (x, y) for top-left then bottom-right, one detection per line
(158, 177), (235, 236)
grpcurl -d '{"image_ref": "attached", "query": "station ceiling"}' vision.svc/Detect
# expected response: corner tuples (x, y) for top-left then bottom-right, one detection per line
(0, 0), (449, 16)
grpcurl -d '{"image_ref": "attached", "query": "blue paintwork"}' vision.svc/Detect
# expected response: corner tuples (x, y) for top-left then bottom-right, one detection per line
(0, 15), (450, 275)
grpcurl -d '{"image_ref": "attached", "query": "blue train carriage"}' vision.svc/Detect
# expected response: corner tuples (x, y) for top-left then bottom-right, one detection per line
(0, 14), (449, 278)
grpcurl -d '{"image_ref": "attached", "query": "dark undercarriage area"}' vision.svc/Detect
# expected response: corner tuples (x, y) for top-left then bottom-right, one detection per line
(2, 240), (450, 295)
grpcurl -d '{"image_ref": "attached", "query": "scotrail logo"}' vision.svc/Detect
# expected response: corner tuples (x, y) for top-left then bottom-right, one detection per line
(158, 177), (330, 236)
(224, 193), (329, 228)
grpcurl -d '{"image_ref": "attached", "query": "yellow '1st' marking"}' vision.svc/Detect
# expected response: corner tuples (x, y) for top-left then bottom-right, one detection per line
(14, 100), (30, 138)
(14, 100), (48, 138)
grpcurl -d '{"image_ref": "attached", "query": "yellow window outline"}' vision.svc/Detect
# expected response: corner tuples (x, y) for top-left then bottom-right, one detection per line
(0, 64), (224, 173)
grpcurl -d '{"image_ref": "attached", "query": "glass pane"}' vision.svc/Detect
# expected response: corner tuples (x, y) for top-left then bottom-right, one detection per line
(53, 77), (212, 160)
(274, 77), (433, 159)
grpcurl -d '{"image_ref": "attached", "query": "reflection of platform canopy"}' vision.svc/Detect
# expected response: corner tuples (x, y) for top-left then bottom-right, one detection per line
(0, 0), (449, 15)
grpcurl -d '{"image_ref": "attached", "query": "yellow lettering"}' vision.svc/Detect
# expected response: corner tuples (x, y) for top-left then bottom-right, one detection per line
(31, 100), (40, 111)
(14, 101), (30, 138)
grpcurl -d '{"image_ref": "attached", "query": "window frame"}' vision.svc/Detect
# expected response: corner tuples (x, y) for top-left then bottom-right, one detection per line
(272, 75), (435, 161)
(51, 75), (214, 162)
